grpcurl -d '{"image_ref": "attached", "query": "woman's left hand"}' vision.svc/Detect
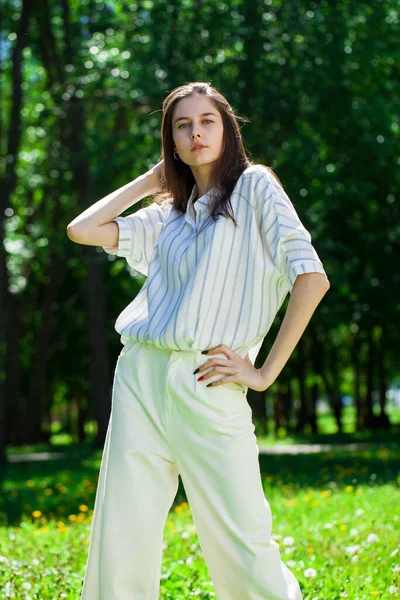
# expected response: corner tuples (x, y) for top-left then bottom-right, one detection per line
(194, 344), (268, 392)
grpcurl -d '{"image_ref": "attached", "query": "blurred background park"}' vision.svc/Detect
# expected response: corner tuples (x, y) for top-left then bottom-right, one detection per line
(0, 0), (399, 598)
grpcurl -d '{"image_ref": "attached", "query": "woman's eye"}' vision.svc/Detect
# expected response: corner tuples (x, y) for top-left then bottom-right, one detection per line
(178, 119), (213, 129)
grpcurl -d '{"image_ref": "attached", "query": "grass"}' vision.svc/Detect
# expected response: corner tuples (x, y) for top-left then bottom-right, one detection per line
(1, 406), (399, 598)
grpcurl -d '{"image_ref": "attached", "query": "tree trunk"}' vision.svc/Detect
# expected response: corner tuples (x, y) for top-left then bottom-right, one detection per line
(32, 0), (112, 449)
(0, 0), (33, 464)
(5, 294), (22, 445)
(376, 326), (390, 429)
(26, 256), (65, 442)
(309, 383), (318, 434)
(353, 334), (363, 429)
(84, 248), (112, 448)
(364, 328), (376, 428)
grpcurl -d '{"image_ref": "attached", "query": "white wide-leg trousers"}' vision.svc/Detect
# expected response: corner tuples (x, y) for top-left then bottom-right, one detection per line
(80, 340), (303, 600)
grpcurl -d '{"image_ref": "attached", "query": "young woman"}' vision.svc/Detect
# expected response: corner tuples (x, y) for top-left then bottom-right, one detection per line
(67, 81), (330, 600)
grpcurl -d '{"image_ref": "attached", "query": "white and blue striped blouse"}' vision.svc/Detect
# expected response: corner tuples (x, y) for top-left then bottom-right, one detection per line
(102, 164), (327, 365)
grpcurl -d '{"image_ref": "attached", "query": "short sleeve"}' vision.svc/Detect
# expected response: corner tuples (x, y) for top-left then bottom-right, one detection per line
(252, 166), (327, 291)
(102, 201), (170, 276)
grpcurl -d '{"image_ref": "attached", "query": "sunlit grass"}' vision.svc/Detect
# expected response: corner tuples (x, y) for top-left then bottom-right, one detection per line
(0, 445), (399, 599)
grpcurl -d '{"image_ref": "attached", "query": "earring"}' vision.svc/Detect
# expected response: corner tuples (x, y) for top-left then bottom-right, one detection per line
(173, 151), (180, 160)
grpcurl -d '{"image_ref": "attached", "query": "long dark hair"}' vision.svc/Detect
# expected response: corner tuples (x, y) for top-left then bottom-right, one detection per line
(151, 81), (284, 233)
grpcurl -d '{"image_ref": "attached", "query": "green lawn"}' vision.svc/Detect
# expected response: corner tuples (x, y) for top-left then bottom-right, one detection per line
(0, 442), (399, 599)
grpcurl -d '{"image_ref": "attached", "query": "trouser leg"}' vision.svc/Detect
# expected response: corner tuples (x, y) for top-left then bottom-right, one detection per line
(80, 341), (180, 600)
(167, 350), (303, 600)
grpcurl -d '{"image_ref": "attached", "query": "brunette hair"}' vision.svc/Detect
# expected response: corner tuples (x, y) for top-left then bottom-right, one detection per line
(151, 81), (284, 233)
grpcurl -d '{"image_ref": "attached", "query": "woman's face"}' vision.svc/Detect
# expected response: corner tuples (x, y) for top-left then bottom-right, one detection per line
(171, 94), (224, 171)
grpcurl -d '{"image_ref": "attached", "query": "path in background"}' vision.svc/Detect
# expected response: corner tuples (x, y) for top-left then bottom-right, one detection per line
(5, 441), (399, 462)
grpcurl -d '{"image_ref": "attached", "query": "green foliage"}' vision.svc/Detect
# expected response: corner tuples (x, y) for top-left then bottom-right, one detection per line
(1, 0), (399, 442)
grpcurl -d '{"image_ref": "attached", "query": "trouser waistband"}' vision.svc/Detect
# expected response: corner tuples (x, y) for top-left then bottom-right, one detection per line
(120, 337), (251, 360)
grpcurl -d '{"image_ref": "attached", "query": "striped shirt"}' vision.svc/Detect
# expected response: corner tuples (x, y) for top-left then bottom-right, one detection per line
(102, 164), (327, 365)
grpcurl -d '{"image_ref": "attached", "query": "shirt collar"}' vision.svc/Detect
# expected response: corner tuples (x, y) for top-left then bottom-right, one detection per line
(186, 183), (216, 227)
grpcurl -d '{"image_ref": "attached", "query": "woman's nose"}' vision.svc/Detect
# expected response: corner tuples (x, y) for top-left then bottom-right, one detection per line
(191, 126), (201, 137)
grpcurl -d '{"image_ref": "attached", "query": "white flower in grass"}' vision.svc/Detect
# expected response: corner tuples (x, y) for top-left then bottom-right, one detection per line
(181, 531), (190, 539)
(323, 522), (333, 529)
(355, 508), (364, 516)
(351, 555), (359, 563)
(286, 559), (296, 567)
(283, 536), (294, 546)
(186, 556), (193, 566)
(349, 528), (358, 537)
(32, 558), (40, 566)
(391, 564), (400, 572)
(388, 586), (398, 594)
(304, 567), (317, 577)
(22, 582), (32, 590)
(367, 533), (379, 543)
(190, 543), (198, 551)
(0, 555), (9, 563)
(340, 593), (348, 597)
(160, 570), (171, 580)
(345, 544), (360, 555)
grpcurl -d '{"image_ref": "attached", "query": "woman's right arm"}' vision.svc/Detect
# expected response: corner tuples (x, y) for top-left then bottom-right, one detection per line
(66, 161), (163, 248)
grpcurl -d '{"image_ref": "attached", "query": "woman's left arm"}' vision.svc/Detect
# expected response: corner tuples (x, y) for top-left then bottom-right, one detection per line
(260, 272), (330, 389)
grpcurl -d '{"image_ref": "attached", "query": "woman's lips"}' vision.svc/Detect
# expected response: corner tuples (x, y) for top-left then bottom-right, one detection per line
(192, 146), (207, 151)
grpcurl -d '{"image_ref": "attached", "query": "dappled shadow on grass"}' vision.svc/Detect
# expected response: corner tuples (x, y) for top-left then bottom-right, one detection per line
(258, 446), (399, 492)
(5, 440), (99, 457)
(1, 444), (398, 527)
(254, 423), (400, 447)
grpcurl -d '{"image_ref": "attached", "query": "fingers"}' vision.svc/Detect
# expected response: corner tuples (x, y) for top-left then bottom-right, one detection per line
(195, 357), (222, 375)
(196, 356), (230, 374)
(202, 344), (233, 357)
(197, 364), (235, 383)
